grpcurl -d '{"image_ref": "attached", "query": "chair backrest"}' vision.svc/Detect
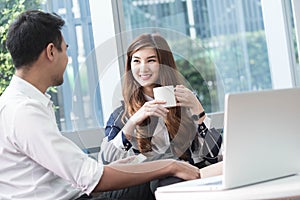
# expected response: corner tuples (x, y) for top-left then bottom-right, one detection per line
(207, 112), (224, 131)
(62, 128), (105, 160)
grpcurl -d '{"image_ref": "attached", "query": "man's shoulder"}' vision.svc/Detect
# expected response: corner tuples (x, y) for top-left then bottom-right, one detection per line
(0, 88), (18, 108)
(1, 88), (27, 103)
(0, 88), (41, 115)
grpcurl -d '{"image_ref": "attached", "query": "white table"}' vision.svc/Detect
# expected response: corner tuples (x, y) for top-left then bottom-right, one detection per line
(155, 173), (300, 200)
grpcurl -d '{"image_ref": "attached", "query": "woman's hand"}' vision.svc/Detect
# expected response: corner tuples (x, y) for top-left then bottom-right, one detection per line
(174, 85), (204, 115)
(123, 100), (169, 140)
(130, 100), (169, 126)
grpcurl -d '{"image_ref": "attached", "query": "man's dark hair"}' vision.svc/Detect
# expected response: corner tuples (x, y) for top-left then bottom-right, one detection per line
(6, 10), (65, 69)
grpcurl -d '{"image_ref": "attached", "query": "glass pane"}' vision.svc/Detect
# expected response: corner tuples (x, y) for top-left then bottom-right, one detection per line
(121, 0), (272, 112)
(72, 0), (81, 18)
(289, 0), (300, 85)
(46, 0), (103, 131)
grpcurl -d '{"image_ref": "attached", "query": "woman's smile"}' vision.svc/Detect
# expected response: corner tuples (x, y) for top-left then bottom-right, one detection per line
(139, 73), (152, 81)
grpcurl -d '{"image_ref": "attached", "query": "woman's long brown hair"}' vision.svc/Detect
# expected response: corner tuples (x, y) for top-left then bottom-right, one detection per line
(122, 33), (198, 160)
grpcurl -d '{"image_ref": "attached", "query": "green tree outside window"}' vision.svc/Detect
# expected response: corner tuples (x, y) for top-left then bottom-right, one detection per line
(0, 0), (41, 95)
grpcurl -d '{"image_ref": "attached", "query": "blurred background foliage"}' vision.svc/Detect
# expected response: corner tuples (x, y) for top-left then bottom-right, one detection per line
(0, 0), (41, 95)
(173, 30), (270, 112)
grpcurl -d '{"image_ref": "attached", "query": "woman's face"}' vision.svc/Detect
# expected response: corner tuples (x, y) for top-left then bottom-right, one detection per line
(130, 47), (160, 96)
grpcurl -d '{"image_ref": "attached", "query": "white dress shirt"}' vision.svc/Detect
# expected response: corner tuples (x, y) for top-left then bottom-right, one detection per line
(0, 76), (103, 200)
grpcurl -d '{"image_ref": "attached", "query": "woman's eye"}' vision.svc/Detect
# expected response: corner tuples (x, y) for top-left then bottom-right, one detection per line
(148, 59), (156, 63)
(132, 59), (140, 63)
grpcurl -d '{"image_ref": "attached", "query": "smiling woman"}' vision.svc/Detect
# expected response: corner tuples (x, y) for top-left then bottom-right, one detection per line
(98, 33), (222, 200)
(131, 47), (160, 89)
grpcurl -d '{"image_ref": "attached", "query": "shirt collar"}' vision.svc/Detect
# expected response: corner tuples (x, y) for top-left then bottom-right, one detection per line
(10, 75), (52, 107)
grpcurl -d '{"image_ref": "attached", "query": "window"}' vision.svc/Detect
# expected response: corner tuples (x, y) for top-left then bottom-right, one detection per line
(115, 0), (271, 112)
(38, 0), (300, 133)
(46, 0), (104, 131)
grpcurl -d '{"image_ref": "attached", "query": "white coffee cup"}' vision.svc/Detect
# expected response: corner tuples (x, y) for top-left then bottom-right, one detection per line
(153, 85), (176, 108)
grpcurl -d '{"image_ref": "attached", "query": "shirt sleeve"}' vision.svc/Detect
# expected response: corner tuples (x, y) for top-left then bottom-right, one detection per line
(12, 100), (103, 195)
(99, 110), (134, 164)
(112, 131), (125, 149)
(98, 137), (135, 164)
(105, 111), (131, 149)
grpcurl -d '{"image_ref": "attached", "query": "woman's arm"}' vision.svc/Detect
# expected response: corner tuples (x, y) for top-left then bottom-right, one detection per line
(122, 100), (169, 141)
(174, 85), (206, 124)
(93, 159), (201, 192)
(99, 107), (135, 163)
(98, 137), (135, 164)
(200, 161), (223, 178)
(99, 100), (170, 163)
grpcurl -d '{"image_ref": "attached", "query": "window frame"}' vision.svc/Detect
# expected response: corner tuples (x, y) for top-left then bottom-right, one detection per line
(261, 0), (298, 88)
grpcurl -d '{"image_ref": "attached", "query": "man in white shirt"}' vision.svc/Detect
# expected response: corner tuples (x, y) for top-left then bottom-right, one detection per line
(0, 10), (200, 199)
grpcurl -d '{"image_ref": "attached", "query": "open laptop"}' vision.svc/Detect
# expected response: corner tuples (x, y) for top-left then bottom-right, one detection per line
(156, 87), (300, 193)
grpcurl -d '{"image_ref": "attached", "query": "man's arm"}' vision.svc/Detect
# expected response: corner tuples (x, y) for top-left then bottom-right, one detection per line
(93, 159), (200, 192)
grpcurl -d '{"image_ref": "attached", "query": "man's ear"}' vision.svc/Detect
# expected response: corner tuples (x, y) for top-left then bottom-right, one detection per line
(46, 43), (55, 60)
